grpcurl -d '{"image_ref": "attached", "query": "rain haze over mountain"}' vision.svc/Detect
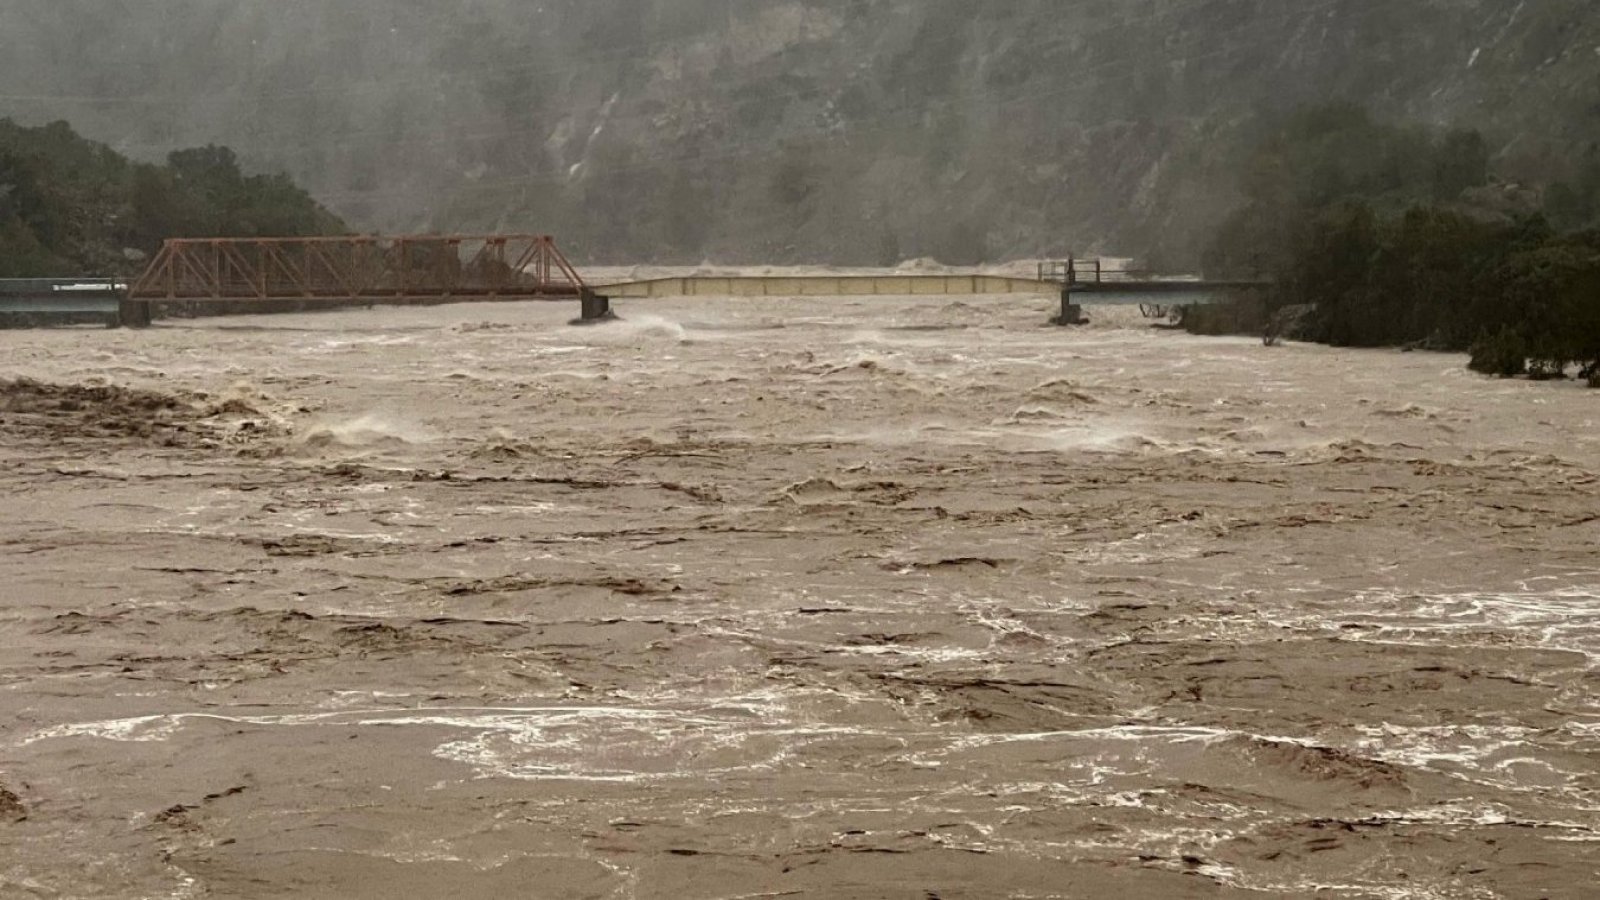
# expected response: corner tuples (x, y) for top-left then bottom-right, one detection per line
(4, 0), (1599, 264)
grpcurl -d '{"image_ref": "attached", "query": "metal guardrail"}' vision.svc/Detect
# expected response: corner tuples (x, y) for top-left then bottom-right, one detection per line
(1037, 258), (1156, 285)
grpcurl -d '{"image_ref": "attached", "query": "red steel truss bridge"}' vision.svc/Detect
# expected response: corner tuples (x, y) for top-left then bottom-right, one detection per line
(128, 234), (586, 306)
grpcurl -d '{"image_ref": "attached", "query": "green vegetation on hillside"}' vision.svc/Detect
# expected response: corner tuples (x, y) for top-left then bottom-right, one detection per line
(1202, 104), (1495, 279)
(1200, 105), (1600, 384)
(0, 119), (344, 278)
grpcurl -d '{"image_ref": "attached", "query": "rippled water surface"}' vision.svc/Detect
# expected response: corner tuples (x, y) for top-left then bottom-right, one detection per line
(2, 296), (1597, 898)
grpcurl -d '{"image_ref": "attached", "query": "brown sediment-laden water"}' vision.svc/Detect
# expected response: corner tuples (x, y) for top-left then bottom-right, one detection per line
(1, 296), (1597, 898)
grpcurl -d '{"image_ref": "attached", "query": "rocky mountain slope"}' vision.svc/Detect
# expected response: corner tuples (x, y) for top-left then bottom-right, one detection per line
(4, 0), (1597, 265)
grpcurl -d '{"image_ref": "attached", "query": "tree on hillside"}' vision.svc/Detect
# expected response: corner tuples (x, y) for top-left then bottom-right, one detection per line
(1545, 146), (1600, 231)
(1204, 104), (1493, 280)
(1433, 129), (1491, 202)
(1199, 104), (1600, 383)
(0, 148), (68, 275)
(0, 119), (344, 277)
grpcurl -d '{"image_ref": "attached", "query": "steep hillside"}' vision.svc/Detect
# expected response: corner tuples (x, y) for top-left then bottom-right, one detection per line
(4, 0), (1597, 266)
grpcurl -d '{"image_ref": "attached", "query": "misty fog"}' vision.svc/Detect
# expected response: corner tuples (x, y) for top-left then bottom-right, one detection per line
(4, 0), (1596, 265)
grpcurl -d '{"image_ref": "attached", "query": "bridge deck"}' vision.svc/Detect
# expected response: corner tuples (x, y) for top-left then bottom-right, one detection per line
(596, 274), (1062, 299)
(0, 280), (125, 326)
(596, 274), (1267, 300)
(1070, 280), (1269, 294)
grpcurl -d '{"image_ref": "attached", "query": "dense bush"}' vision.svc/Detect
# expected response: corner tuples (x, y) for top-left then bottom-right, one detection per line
(0, 119), (344, 278)
(1468, 327), (1529, 377)
(1179, 292), (1272, 336)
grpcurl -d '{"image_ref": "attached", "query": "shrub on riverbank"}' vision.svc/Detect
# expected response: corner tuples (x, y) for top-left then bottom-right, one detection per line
(1179, 292), (1271, 337)
(1468, 327), (1528, 377)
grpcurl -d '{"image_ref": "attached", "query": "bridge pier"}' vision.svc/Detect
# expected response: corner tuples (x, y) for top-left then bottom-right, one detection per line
(572, 289), (616, 325)
(1051, 288), (1087, 326)
(118, 296), (152, 329)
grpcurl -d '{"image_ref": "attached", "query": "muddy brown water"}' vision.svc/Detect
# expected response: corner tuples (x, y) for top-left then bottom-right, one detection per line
(1, 297), (1597, 898)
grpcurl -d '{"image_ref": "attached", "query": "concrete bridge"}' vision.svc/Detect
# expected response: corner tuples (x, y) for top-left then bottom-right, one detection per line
(0, 279), (130, 328)
(590, 265), (1268, 324)
(596, 274), (1062, 299)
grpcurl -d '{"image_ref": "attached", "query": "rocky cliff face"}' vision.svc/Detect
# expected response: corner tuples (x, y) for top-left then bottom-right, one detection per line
(5, 0), (1597, 265)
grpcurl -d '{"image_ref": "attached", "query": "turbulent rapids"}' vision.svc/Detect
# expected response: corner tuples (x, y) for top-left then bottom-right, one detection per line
(1, 295), (1597, 898)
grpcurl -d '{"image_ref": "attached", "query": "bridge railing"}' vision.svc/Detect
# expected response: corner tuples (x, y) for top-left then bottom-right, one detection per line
(1038, 258), (1156, 285)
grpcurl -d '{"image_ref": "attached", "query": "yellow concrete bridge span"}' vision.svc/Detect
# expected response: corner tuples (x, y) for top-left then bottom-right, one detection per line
(594, 274), (1063, 300)
(587, 270), (1265, 325)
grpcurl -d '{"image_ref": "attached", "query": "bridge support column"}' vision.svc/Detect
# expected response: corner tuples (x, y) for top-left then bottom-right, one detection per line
(118, 295), (152, 329)
(573, 289), (615, 325)
(1051, 288), (1086, 326)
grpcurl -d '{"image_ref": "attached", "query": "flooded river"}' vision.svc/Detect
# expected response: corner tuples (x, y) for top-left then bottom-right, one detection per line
(2, 295), (1597, 898)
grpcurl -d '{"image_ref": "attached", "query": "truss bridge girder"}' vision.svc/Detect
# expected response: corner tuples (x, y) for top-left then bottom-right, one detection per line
(129, 234), (586, 304)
